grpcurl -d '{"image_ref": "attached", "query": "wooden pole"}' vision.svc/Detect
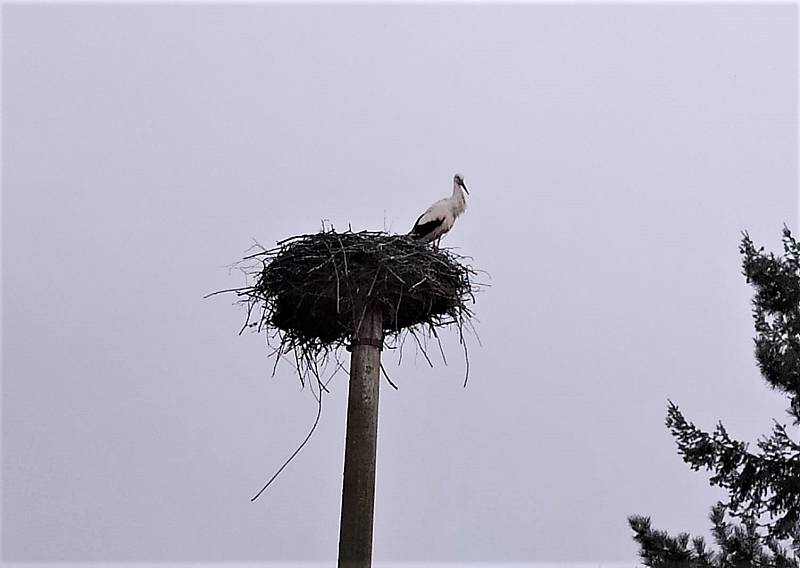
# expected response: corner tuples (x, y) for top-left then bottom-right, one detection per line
(338, 305), (383, 568)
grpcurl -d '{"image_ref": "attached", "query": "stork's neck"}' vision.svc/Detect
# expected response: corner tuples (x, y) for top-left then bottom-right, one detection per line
(452, 180), (467, 213)
(453, 181), (467, 205)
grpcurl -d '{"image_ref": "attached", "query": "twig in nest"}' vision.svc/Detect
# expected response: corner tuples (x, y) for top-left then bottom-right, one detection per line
(380, 362), (399, 390)
(204, 287), (251, 299)
(430, 324), (447, 366)
(460, 325), (471, 388)
(409, 328), (434, 368)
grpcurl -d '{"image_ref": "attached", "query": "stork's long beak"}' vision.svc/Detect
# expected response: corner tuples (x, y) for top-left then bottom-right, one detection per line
(460, 180), (469, 195)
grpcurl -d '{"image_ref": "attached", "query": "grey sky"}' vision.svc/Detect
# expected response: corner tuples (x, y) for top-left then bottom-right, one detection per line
(2, 3), (797, 564)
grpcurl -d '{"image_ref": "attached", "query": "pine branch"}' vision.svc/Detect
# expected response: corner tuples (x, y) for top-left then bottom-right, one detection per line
(630, 228), (800, 567)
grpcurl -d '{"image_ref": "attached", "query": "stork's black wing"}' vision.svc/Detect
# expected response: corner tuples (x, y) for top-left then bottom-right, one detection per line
(410, 215), (445, 239)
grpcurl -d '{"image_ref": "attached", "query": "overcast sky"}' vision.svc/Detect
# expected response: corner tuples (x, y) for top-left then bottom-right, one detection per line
(3, 3), (798, 564)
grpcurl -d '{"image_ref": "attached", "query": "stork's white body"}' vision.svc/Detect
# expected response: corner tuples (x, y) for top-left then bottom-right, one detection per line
(409, 174), (469, 245)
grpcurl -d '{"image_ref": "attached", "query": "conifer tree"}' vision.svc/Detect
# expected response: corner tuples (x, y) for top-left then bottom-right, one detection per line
(629, 227), (800, 567)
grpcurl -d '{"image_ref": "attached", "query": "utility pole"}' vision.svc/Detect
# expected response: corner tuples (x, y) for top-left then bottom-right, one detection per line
(338, 305), (383, 568)
(221, 230), (477, 564)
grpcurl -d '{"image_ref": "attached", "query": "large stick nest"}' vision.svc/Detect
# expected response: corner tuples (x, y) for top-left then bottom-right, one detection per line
(219, 229), (481, 379)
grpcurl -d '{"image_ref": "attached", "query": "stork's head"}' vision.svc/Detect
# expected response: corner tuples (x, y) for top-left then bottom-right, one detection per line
(453, 173), (469, 195)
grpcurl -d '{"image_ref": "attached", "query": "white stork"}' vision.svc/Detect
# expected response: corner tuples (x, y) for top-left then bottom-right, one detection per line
(408, 173), (469, 246)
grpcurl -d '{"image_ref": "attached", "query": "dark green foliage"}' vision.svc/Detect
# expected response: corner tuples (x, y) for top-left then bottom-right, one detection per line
(629, 514), (714, 567)
(741, 229), (800, 422)
(629, 228), (800, 567)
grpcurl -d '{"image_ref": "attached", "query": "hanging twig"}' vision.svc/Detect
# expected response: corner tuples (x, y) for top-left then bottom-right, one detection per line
(251, 383), (324, 502)
(380, 362), (399, 390)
